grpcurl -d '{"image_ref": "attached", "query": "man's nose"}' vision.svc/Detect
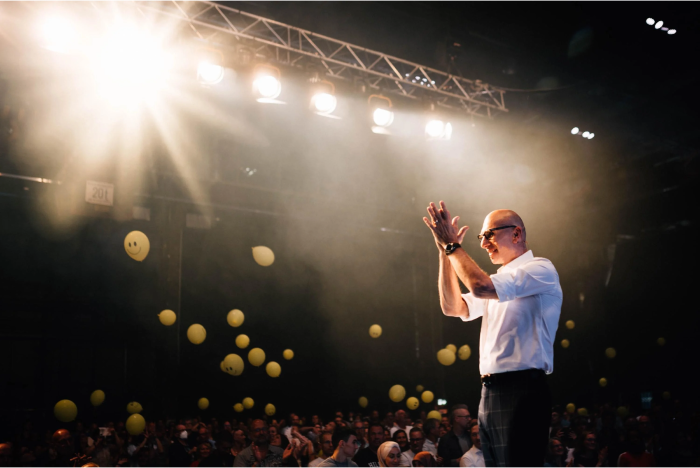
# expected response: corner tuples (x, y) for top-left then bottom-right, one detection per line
(480, 237), (489, 249)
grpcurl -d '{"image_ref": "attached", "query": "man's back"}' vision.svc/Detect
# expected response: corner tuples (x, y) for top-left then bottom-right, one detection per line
(353, 447), (379, 467)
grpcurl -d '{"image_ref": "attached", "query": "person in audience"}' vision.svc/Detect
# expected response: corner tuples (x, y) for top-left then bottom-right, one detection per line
(421, 419), (440, 459)
(233, 419), (284, 467)
(390, 411), (413, 440)
(354, 423), (385, 467)
(572, 430), (607, 467)
(169, 424), (193, 467)
(617, 429), (655, 467)
(411, 451), (436, 467)
(231, 429), (247, 459)
(317, 428), (359, 467)
(354, 420), (369, 449)
(400, 428), (425, 467)
(377, 441), (401, 467)
(190, 441), (212, 467)
(438, 405), (472, 467)
(544, 439), (567, 467)
(459, 421), (483, 467)
(309, 431), (334, 467)
(392, 430), (410, 453)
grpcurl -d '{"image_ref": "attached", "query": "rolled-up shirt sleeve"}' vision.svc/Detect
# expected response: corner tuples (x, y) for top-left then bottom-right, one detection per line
(461, 293), (487, 322)
(490, 260), (558, 303)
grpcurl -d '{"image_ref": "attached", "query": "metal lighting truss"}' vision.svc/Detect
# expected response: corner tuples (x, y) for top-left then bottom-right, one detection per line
(130, 1), (508, 119)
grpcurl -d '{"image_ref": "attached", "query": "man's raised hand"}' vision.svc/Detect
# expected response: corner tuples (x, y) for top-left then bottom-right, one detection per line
(422, 200), (469, 248)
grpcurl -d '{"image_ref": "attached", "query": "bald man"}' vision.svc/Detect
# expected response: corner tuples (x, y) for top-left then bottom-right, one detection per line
(423, 202), (562, 467)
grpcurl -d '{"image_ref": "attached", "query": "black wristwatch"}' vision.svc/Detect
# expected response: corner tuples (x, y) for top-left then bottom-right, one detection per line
(444, 243), (461, 255)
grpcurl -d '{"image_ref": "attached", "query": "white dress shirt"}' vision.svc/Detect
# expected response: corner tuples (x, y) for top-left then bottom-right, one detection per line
(422, 438), (438, 457)
(461, 250), (563, 375)
(459, 445), (485, 467)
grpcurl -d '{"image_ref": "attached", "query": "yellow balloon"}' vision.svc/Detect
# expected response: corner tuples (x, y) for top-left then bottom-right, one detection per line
(252, 246), (275, 266)
(283, 349), (294, 360)
(561, 339), (570, 348)
(406, 397), (419, 410)
(265, 404), (276, 416)
(427, 410), (442, 421)
(437, 348), (456, 366)
(233, 403), (244, 412)
(359, 396), (368, 408)
(248, 348), (266, 367)
(90, 390), (105, 407)
(369, 324), (382, 338)
(421, 391), (434, 404)
(266, 361), (281, 378)
(657, 337), (666, 346)
(446, 344), (457, 353)
(416, 385), (424, 393)
(187, 324), (206, 345)
(54, 400), (78, 422)
(662, 391), (671, 400)
(223, 354), (244, 376)
(599, 378), (608, 387)
(124, 231), (150, 262)
(158, 309), (176, 326)
(236, 334), (250, 349)
(127, 402), (143, 414)
(458, 345), (471, 360)
(198, 398), (209, 410)
(227, 309), (245, 327)
(389, 385), (406, 402)
(605, 347), (616, 359)
(566, 403), (576, 414)
(243, 397), (254, 409)
(126, 414), (146, 436)
(565, 320), (575, 329)
(220, 361), (226, 372)
(577, 407), (589, 416)
(617, 406), (629, 418)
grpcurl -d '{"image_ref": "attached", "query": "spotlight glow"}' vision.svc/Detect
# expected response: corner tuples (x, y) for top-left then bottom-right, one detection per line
(425, 120), (452, 140)
(588, 133), (595, 139)
(312, 93), (337, 114)
(91, 25), (173, 105)
(40, 17), (78, 53)
(197, 62), (225, 85)
(646, 18), (655, 25)
(655, 21), (663, 29)
(571, 127), (580, 134)
(254, 75), (281, 100)
(668, 29), (676, 35)
(372, 108), (394, 127)
(582, 131), (590, 138)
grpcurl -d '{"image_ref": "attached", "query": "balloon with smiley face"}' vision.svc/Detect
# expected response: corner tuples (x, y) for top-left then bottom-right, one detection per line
(406, 397), (420, 410)
(127, 401), (143, 414)
(369, 324), (382, 338)
(124, 231), (150, 262)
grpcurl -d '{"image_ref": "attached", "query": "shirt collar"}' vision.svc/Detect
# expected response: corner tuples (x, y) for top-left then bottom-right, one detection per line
(497, 250), (533, 273)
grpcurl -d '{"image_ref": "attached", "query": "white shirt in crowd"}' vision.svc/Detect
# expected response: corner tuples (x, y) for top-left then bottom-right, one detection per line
(422, 438), (438, 457)
(399, 450), (415, 467)
(461, 250), (563, 375)
(309, 457), (327, 467)
(459, 445), (485, 467)
(390, 425), (413, 439)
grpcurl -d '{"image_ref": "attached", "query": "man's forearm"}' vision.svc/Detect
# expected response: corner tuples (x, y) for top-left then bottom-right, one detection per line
(438, 251), (468, 317)
(447, 248), (497, 299)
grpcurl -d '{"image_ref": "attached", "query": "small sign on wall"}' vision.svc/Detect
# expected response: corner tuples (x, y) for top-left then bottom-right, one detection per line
(85, 180), (114, 206)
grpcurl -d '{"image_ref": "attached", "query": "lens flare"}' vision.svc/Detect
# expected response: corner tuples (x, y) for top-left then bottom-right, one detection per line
(571, 127), (579, 134)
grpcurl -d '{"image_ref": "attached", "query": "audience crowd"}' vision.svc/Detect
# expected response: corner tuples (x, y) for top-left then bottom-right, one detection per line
(1, 400), (697, 467)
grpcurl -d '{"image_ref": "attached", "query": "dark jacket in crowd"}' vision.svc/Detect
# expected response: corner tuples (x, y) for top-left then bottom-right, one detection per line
(438, 430), (472, 467)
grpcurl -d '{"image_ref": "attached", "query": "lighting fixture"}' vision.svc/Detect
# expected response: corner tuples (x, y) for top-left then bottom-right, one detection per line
(253, 65), (282, 101)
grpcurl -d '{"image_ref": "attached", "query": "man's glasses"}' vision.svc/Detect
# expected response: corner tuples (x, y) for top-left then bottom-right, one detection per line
(477, 225), (517, 241)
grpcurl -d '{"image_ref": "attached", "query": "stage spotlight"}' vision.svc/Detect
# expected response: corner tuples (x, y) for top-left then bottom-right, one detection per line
(571, 127), (580, 134)
(646, 18), (655, 26)
(588, 133), (595, 139)
(425, 119), (452, 140)
(197, 62), (225, 85)
(668, 29), (677, 35)
(253, 65), (282, 101)
(39, 17), (78, 54)
(197, 49), (225, 85)
(91, 24), (173, 104)
(655, 21), (663, 29)
(309, 80), (338, 116)
(369, 95), (394, 134)
(582, 131), (590, 138)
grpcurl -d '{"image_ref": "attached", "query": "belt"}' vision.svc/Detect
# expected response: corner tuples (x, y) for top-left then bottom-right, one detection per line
(480, 368), (545, 387)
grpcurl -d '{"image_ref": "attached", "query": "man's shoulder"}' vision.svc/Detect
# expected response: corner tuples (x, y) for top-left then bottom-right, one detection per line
(268, 445), (284, 455)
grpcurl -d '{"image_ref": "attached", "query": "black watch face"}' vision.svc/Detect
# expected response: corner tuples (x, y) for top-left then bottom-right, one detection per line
(446, 244), (455, 252)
